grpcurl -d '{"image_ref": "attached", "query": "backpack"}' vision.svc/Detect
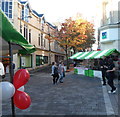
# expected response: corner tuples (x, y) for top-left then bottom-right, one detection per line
(54, 66), (58, 75)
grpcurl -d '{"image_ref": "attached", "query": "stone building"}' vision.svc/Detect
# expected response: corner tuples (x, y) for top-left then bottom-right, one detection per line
(0, 0), (65, 70)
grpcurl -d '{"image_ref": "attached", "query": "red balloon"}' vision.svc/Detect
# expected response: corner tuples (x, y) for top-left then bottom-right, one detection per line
(13, 90), (31, 109)
(13, 69), (30, 89)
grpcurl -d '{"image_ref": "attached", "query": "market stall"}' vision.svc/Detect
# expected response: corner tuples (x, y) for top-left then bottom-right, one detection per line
(70, 49), (120, 78)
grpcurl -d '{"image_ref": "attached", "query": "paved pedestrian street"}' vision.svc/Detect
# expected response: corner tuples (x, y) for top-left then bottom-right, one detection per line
(2, 70), (118, 117)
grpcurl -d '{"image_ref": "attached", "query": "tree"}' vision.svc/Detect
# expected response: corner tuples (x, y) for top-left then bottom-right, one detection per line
(70, 18), (95, 52)
(53, 18), (75, 69)
(52, 17), (95, 69)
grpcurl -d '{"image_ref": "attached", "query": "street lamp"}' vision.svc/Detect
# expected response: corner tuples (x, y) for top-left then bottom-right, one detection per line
(48, 33), (51, 65)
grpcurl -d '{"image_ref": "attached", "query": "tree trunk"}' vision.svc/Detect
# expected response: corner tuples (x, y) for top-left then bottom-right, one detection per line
(65, 45), (69, 69)
(73, 47), (76, 54)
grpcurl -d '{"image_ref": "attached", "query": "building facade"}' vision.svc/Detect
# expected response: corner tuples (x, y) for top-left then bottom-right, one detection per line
(0, 0), (65, 70)
(99, 0), (120, 51)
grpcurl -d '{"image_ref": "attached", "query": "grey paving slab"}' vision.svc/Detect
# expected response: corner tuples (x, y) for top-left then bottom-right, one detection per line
(1, 70), (118, 116)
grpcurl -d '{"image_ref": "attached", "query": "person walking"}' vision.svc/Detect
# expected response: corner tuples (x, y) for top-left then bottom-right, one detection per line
(99, 56), (108, 85)
(0, 59), (5, 80)
(106, 59), (117, 93)
(51, 62), (59, 84)
(73, 61), (77, 67)
(59, 61), (65, 83)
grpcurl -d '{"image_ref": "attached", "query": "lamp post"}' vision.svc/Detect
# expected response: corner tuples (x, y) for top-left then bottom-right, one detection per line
(48, 33), (51, 65)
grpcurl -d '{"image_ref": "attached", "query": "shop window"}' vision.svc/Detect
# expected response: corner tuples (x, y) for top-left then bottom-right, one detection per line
(21, 55), (32, 68)
(44, 56), (48, 64)
(36, 55), (44, 66)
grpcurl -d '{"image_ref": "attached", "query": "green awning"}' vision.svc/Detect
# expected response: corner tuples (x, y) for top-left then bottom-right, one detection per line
(70, 49), (120, 60)
(0, 9), (36, 55)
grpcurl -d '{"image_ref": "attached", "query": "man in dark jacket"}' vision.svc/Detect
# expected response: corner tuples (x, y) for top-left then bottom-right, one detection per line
(99, 56), (108, 85)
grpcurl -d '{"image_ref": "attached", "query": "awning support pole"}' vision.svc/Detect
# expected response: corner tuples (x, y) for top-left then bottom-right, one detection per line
(9, 42), (15, 117)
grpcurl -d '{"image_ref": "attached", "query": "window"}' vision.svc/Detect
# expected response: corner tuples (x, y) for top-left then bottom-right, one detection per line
(36, 55), (44, 66)
(44, 56), (48, 64)
(44, 39), (46, 47)
(1, 0), (13, 19)
(38, 34), (40, 46)
(22, 4), (30, 22)
(20, 24), (22, 33)
(9, 1), (12, 5)
(9, 13), (12, 18)
(2, 2), (4, 10)
(41, 33), (43, 46)
(24, 25), (26, 37)
(29, 29), (31, 43)
(22, 6), (24, 20)
(5, 2), (8, 12)
(36, 55), (40, 66)
(41, 18), (44, 31)
(24, 25), (28, 40)
(26, 27), (28, 41)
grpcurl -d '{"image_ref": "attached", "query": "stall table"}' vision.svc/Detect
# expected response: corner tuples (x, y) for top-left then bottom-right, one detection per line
(74, 67), (102, 78)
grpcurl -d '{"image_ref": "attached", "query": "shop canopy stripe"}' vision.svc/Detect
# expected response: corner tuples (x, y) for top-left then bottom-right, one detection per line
(70, 52), (82, 59)
(76, 52), (89, 59)
(85, 51), (98, 59)
(94, 49), (109, 58)
(70, 49), (120, 60)
(89, 51), (102, 59)
(103, 49), (116, 56)
(79, 51), (93, 59)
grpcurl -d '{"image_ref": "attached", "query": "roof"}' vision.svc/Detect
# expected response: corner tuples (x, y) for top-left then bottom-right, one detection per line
(70, 49), (120, 60)
(32, 10), (44, 18)
(46, 22), (57, 29)
(20, 1), (27, 4)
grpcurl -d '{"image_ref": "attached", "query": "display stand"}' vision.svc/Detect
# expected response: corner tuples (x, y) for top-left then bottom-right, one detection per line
(74, 67), (102, 78)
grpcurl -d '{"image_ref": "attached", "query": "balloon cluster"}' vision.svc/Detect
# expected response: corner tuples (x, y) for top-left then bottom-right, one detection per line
(0, 69), (31, 110)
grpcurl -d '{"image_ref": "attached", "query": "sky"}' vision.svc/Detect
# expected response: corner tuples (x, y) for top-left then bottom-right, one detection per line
(28, 0), (99, 23)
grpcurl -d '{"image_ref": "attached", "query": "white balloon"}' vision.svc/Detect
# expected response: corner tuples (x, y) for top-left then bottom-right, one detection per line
(0, 82), (15, 101)
(18, 86), (25, 92)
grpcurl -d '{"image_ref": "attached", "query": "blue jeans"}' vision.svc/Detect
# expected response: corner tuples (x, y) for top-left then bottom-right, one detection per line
(59, 73), (64, 82)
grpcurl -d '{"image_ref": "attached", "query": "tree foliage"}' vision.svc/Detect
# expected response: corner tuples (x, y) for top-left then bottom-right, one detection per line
(53, 17), (95, 53)
(46, 17), (95, 68)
